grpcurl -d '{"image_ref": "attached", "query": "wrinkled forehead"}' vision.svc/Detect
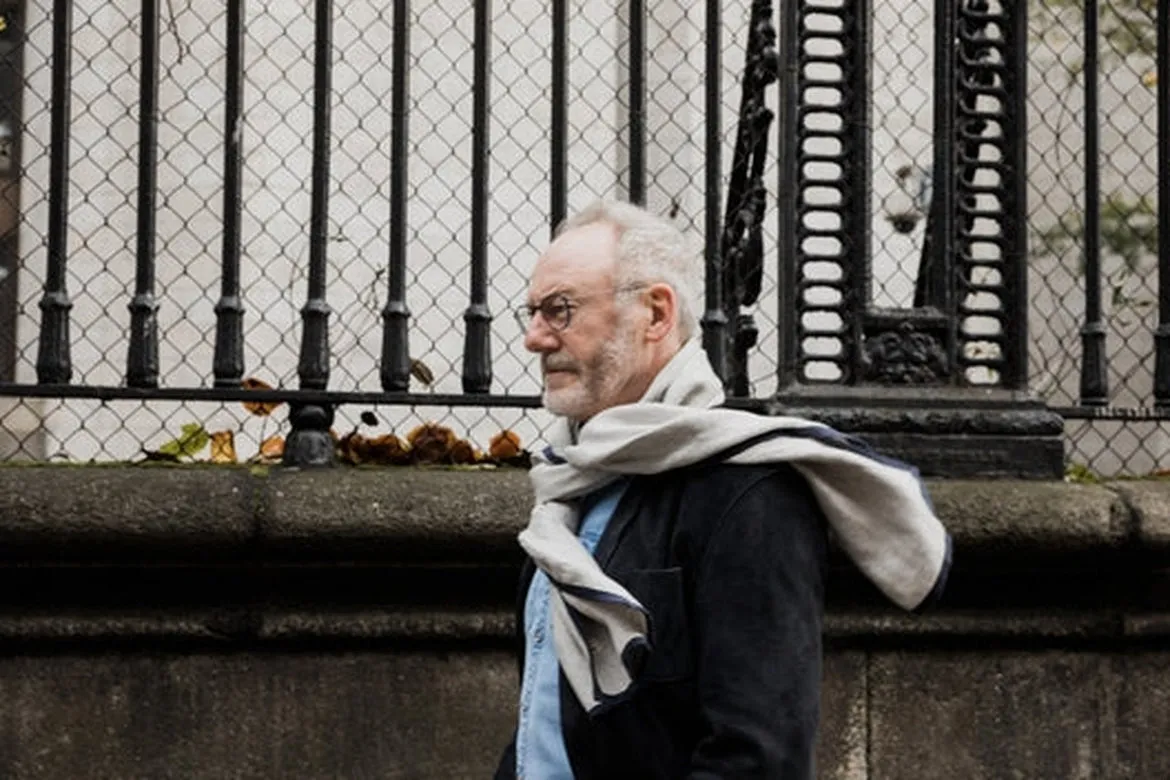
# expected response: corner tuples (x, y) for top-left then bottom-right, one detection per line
(528, 222), (619, 302)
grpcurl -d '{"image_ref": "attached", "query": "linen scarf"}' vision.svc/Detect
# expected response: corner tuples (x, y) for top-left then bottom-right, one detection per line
(518, 337), (951, 713)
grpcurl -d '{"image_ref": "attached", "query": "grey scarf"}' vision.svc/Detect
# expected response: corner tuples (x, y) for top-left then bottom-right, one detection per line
(520, 338), (950, 713)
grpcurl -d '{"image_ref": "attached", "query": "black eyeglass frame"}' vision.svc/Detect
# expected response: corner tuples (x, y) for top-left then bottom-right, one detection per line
(512, 284), (647, 333)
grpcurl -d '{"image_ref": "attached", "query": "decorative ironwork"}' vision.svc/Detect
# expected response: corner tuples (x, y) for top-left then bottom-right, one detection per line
(781, 0), (870, 385)
(862, 321), (948, 385)
(719, 0), (777, 396)
(283, 403), (336, 468)
(0, 0), (1081, 480)
(953, 0), (1027, 388)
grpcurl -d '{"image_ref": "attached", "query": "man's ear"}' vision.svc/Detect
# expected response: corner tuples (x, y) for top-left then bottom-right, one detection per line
(642, 282), (677, 343)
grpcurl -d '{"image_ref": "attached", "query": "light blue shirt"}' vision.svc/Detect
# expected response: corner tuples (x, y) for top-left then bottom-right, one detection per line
(515, 480), (628, 780)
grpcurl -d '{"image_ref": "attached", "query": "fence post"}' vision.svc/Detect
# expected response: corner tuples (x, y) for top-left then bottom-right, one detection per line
(0, 0), (21, 387)
(285, 0), (336, 468)
(762, 0), (1064, 478)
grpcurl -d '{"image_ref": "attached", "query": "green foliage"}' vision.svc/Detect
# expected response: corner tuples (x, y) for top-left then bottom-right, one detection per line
(1032, 0), (1158, 73)
(1064, 460), (1101, 483)
(1032, 193), (1158, 273)
(1028, 0), (1158, 319)
(154, 422), (210, 459)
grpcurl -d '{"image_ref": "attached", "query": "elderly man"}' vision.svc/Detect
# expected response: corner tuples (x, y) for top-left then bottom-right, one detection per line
(495, 201), (950, 779)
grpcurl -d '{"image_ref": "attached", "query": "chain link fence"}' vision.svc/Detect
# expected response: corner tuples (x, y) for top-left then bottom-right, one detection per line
(1025, 0), (1164, 476)
(0, 0), (1163, 475)
(0, 0), (773, 464)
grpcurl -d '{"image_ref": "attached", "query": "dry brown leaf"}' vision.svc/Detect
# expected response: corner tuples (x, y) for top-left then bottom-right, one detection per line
(407, 422), (456, 464)
(372, 432), (414, 463)
(336, 431), (365, 465)
(489, 430), (522, 461)
(366, 433), (411, 465)
(410, 357), (435, 386)
(209, 430), (237, 464)
(257, 435), (285, 463)
(450, 439), (476, 465)
(241, 377), (284, 417)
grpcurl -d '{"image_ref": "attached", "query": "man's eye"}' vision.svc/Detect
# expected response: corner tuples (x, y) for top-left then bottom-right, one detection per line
(546, 304), (569, 319)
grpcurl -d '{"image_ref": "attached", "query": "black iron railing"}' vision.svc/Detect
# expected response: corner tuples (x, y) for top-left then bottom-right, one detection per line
(0, 0), (1167, 477)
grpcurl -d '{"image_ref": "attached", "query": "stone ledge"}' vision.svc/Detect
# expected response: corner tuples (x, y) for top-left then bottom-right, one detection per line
(1104, 481), (1170, 553)
(927, 479), (1128, 555)
(6, 607), (1170, 644)
(0, 464), (1164, 566)
(0, 466), (257, 560)
(262, 467), (530, 560)
(0, 607), (515, 644)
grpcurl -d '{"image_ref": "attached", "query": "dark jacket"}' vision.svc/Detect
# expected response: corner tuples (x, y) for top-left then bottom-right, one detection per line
(494, 460), (829, 779)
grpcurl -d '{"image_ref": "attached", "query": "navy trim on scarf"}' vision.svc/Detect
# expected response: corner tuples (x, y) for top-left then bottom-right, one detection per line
(557, 580), (649, 613)
(913, 531), (952, 613)
(690, 421), (950, 612)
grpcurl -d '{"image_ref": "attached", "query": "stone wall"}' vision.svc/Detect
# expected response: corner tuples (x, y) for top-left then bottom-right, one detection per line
(0, 466), (1167, 778)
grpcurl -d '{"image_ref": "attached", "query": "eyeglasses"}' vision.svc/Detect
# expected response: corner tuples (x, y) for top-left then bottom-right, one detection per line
(513, 284), (645, 333)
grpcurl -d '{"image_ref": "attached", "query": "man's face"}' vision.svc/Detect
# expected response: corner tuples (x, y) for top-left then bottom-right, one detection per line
(523, 222), (643, 422)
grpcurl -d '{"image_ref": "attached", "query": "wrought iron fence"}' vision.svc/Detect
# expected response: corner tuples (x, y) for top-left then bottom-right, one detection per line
(0, 0), (773, 466)
(0, 0), (1165, 477)
(1027, 0), (1169, 476)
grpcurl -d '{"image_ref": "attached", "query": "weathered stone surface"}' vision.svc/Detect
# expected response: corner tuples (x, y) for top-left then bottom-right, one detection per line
(1106, 481), (1170, 551)
(825, 610), (1121, 639)
(868, 651), (1107, 780)
(1113, 653), (1170, 778)
(262, 468), (532, 560)
(926, 479), (1124, 554)
(858, 432), (1065, 480)
(0, 650), (519, 780)
(0, 465), (1166, 780)
(816, 650), (867, 780)
(0, 467), (1144, 565)
(0, 466), (255, 558)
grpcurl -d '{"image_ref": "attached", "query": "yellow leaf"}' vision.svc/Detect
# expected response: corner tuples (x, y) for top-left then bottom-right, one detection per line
(241, 377), (284, 417)
(209, 430), (237, 464)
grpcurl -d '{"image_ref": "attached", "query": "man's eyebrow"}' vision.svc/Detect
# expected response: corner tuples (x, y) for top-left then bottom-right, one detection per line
(527, 288), (575, 306)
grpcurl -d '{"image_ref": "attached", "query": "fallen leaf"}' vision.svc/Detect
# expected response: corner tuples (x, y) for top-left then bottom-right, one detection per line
(366, 433), (411, 465)
(450, 439), (476, 465)
(209, 430), (237, 464)
(241, 377), (284, 417)
(157, 422), (210, 459)
(410, 358), (435, 386)
(257, 435), (285, 463)
(407, 422), (456, 464)
(489, 430), (522, 461)
(336, 431), (365, 465)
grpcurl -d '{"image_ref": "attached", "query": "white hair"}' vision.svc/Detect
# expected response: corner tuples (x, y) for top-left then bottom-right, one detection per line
(556, 200), (702, 339)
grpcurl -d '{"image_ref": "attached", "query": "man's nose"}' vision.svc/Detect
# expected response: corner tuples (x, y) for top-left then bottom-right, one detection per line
(524, 316), (559, 353)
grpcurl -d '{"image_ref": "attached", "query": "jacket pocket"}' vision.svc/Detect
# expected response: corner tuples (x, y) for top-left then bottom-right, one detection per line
(617, 566), (693, 683)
